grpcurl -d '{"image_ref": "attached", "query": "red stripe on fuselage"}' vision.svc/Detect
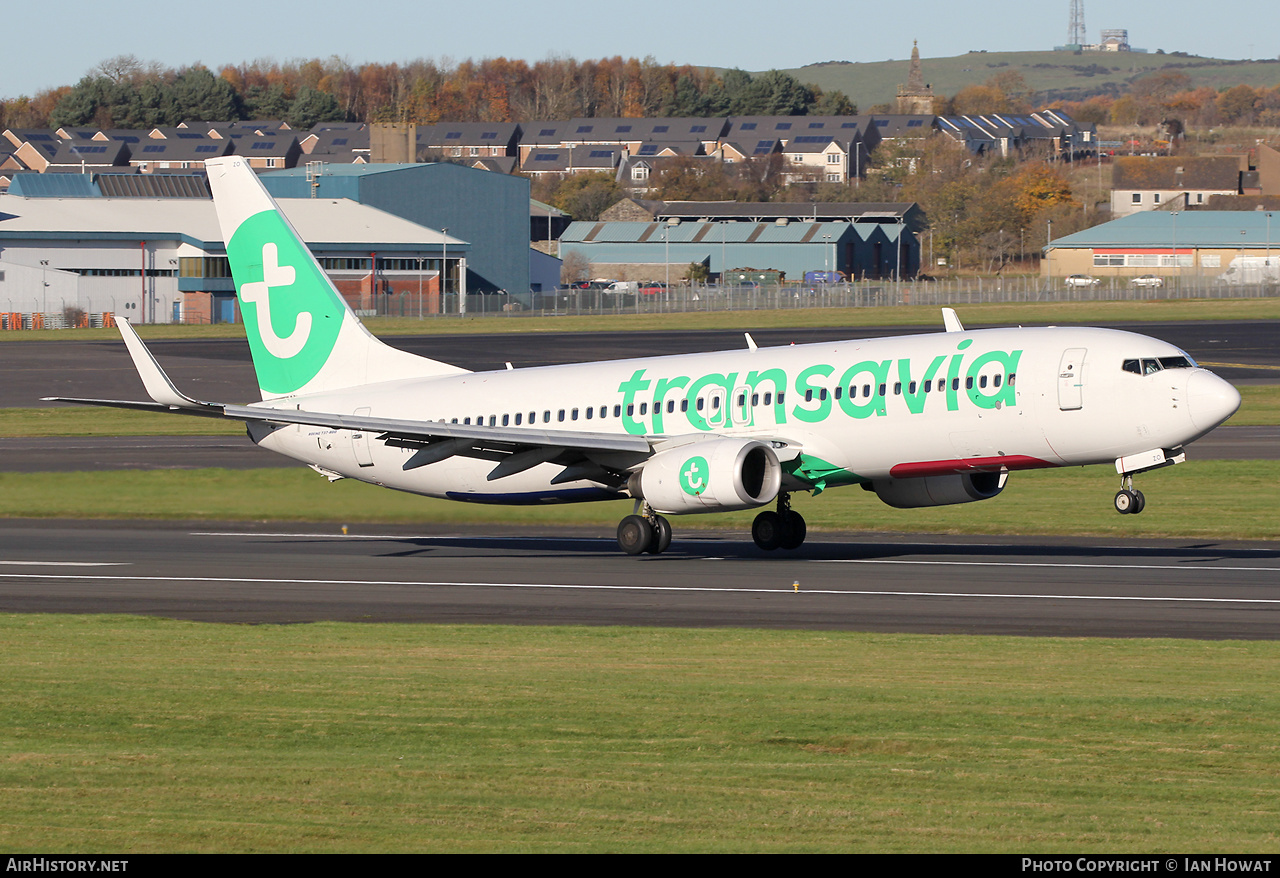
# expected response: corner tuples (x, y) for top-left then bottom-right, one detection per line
(889, 455), (1054, 478)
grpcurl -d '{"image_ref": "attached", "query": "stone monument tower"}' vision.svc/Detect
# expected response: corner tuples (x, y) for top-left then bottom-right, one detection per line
(895, 41), (935, 115)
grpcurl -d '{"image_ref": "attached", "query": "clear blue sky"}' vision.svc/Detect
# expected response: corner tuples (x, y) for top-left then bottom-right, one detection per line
(4, 0), (1274, 100)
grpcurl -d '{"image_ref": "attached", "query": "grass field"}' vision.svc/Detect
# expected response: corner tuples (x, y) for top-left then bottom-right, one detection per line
(1, 460), (1276, 539)
(2, 616), (1278, 852)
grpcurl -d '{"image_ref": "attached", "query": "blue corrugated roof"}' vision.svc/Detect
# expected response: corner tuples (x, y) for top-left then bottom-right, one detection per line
(8, 174), (101, 198)
(1053, 211), (1279, 249)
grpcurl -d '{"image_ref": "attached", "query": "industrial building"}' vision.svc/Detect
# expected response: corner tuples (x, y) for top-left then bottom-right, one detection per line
(563, 201), (922, 282)
(1045, 210), (1278, 282)
(0, 185), (467, 323)
(261, 163), (531, 294)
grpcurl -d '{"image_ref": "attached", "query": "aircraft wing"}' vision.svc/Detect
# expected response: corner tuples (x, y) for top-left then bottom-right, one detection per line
(45, 319), (652, 480)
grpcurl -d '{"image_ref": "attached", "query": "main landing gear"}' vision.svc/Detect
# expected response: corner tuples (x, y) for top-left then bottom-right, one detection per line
(1114, 474), (1146, 515)
(751, 492), (807, 551)
(617, 502), (673, 555)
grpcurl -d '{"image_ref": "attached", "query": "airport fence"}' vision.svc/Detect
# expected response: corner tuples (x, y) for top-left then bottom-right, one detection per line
(429, 275), (1279, 319)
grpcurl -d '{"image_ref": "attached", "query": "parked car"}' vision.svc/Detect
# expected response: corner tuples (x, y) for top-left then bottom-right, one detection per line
(638, 281), (667, 295)
(1130, 275), (1165, 288)
(1064, 274), (1101, 287)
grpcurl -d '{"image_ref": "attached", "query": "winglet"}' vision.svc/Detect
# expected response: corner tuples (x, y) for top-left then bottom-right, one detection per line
(115, 318), (216, 410)
(942, 308), (964, 333)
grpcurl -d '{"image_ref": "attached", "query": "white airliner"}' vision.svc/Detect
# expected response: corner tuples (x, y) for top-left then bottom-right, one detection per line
(52, 157), (1242, 555)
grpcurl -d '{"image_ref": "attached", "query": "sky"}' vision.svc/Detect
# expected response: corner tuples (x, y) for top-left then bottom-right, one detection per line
(3, 0), (1276, 100)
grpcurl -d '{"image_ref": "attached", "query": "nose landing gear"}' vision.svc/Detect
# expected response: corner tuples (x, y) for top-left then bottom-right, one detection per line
(1114, 475), (1146, 515)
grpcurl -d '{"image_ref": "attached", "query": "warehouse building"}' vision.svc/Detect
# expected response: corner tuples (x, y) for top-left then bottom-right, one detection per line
(1045, 210), (1278, 283)
(562, 202), (921, 281)
(0, 190), (466, 323)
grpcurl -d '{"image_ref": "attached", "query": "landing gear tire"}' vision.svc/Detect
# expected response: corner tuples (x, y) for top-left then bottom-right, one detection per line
(779, 511), (807, 550)
(752, 511), (784, 551)
(1131, 490), (1145, 515)
(647, 515), (672, 555)
(1114, 489), (1138, 514)
(618, 515), (653, 555)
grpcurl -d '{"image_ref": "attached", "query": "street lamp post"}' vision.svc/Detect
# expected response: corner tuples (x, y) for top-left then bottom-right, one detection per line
(1170, 211), (1178, 289)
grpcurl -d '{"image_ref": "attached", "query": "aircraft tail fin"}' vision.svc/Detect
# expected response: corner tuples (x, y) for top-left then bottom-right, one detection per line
(204, 156), (467, 400)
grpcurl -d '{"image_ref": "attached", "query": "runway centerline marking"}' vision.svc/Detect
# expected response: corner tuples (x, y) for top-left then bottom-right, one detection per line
(1, 572), (1278, 605)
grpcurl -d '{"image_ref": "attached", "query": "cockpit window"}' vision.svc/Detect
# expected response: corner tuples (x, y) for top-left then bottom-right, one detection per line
(1125, 355), (1196, 375)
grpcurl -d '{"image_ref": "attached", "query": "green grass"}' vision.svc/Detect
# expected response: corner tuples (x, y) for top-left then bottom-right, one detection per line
(4, 297), (1280, 342)
(1, 461), (1276, 539)
(0, 406), (244, 437)
(2, 616), (1278, 852)
(779, 50), (1280, 116)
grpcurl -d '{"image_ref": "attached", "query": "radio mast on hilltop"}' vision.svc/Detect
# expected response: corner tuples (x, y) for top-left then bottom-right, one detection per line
(1068, 0), (1086, 46)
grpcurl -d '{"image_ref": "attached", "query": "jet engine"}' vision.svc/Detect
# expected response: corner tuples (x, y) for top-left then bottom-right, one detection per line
(629, 438), (782, 514)
(869, 470), (1007, 509)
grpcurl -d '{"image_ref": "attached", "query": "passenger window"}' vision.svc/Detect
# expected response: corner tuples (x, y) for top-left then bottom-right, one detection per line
(613, 405), (621, 417)
(952, 378), (960, 391)
(979, 375), (987, 389)
(805, 389), (813, 403)
(819, 388), (828, 401)
(585, 407), (593, 419)
(464, 417), (471, 425)
(878, 384), (886, 397)
(571, 408), (578, 420)
(924, 380), (932, 392)
(681, 399), (689, 412)
(640, 403), (647, 415)
(489, 415), (496, 426)
(558, 409), (565, 422)
(1009, 374), (1016, 386)
(763, 392), (771, 406)
(627, 404), (634, 417)
(965, 377), (974, 390)
(696, 398), (705, 411)
(893, 382), (902, 395)
(667, 400), (676, 413)
(833, 386), (841, 400)
(601, 406), (608, 418)
(502, 414), (509, 426)
(994, 375), (1002, 387)
(777, 392), (785, 405)
(543, 411), (551, 423)
(515, 413), (522, 425)
(864, 384), (872, 397)
(909, 381), (917, 394)
(751, 394), (759, 406)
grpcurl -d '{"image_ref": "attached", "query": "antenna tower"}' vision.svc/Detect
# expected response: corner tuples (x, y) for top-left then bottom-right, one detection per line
(1068, 0), (1086, 46)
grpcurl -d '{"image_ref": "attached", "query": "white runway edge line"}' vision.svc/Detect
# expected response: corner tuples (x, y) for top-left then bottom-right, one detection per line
(0, 561), (127, 567)
(2, 572), (1280, 605)
(192, 531), (1280, 554)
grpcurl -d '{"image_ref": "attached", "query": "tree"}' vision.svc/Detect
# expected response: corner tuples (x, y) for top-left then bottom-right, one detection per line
(560, 250), (591, 284)
(286, 86), (343, 128)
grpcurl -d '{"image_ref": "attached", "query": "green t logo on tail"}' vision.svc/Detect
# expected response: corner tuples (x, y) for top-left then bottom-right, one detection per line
(226, 210), (344, 395)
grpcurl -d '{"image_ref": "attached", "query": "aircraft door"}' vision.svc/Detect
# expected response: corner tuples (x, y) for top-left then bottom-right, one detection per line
(1057, 348), (1086, 411)
(731, 384), (754, 427)
(705, 388), (727, 428)
(351, 406), (375, 467)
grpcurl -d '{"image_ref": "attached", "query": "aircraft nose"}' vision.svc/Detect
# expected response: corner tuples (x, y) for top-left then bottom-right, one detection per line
(1187, 370), (1241, 432)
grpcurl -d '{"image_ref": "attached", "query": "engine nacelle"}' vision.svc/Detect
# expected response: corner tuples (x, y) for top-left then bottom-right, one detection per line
(870, 470), (1007, 509)
(630, 438), (782, 514)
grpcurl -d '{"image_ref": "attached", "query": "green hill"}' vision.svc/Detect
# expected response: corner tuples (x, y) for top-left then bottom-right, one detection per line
(772, 50), (1280, 111)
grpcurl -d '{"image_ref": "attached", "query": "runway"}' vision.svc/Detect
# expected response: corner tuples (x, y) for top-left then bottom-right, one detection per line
(2, 321), (1276, 638)
(1, 520), (1278, 639)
